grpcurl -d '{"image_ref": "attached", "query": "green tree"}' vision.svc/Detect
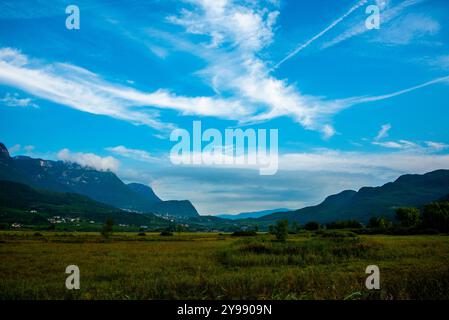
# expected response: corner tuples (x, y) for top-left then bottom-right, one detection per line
(101, 218), (114, 238)
(274, 220), (289, 242)
(395, 207), (420, 227)
(422, 202), (449, 232)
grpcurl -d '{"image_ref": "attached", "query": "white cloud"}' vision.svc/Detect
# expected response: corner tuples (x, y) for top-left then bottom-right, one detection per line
(372, 139), (449, 153)
(57, 148), (120, 172)
(322, 0), (424, 49)
(375, 123), (391, 140)
(167, 0), (343, 137)
(372, 140), (416, 149)
(420, 54), (449, 71)
(274, 0), (368, 69)
(0, 2), (446, 140)
(279, 149), (449, 176)
(0, 92), (38, 108)
(106, 145), (158, 162)
(8, 144), (21, 154)
(373, 13), (440, 45)
(0, 47), (250, 132)
(425, 141), (449, 151)
(23, 145), (35, 153)
(341, 75), (449, 106)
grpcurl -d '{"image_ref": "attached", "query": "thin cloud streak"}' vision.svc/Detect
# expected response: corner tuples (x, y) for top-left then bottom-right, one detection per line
(343, 75), (449, 106)
(322, 0), (424, 49)
(273, 0), (368, 69)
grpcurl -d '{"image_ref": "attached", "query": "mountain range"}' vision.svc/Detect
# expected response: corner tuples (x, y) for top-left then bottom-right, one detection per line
(0, 180), (169, 227)
(217, 208), (290, 220)
(1, 142), (449, 229)
(0, 143), (198, 218)
(258, 170), (449, 224)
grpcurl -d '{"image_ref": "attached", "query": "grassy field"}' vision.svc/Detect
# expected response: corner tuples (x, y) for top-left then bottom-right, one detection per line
(0, 231), (448, 300)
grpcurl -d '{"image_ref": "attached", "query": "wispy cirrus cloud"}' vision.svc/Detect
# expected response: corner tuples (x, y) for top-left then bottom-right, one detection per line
(0, 92), (38, 108)
(106, 145), (158, 163)
(372, 13), (440, 45)
(375, 123), (392, 141)
(274, 0), (368, 69)
(0, 47), (250, 132)
(322, 0), (425, 49)
(372, 139), (449, 152)
(0, 1), (447, 140)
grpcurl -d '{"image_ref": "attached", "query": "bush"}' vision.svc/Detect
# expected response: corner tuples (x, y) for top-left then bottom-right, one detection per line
(33, 232), (43, 237)
(101, 218), (114, 238)
(231, 230), (257, 237)
(274, 220), (289, 242)
(304, 221), (320, 231)
(395, 207), (420, 227)
(137, 232), (146, 236)
(160, 231), (173, 236)
(367, 216), (392, 229)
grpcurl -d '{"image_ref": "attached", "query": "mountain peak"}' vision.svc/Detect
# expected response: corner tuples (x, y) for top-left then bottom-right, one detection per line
(0, 143), (10, 159)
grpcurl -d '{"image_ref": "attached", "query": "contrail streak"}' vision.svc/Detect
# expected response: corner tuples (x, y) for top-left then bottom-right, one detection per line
(273, 0), (368, 70)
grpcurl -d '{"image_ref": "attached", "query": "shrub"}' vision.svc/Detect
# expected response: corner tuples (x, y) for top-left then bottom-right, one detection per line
(160, 231), (173, 236)
(33, 232), (43, 237)
(137, 232), (146, 236)
(367, 216), (392, 229)
(274, 220), (289, 242)
(101, 218), (114, 238)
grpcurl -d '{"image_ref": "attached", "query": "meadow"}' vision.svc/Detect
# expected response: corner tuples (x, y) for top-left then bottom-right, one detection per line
(0, 231), (448, 300)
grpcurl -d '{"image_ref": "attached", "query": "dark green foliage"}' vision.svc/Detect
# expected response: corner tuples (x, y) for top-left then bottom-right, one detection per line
(0, 180), (170, 228)
(422, 202), (449, 232)
(290, 221), (301, 233)
(222, 236), (380, 267)
(326, 220), (363, 229)
(274, 220), (289, 242)
(160, 231), (174, 236)
(137, 232), (146, 236)
(367, 216), (392, 229)
(101, 218), (114, 238)
(319, 230), (358, 239)
(304, 221), (320, 231)
(395, 207), (420, 227)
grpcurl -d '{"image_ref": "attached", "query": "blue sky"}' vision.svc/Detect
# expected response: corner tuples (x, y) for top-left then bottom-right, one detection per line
(1, 0), (449, 214)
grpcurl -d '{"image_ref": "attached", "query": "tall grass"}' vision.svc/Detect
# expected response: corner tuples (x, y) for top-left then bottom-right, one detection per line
(0, 231), (448, 300)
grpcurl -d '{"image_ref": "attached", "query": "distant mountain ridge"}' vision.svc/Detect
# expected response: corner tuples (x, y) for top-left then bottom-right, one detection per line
(217, 208), (290, 220)
(0, 180), (169, 227)
(259, 170), (449, 224)
(0, 143), (199, 218)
